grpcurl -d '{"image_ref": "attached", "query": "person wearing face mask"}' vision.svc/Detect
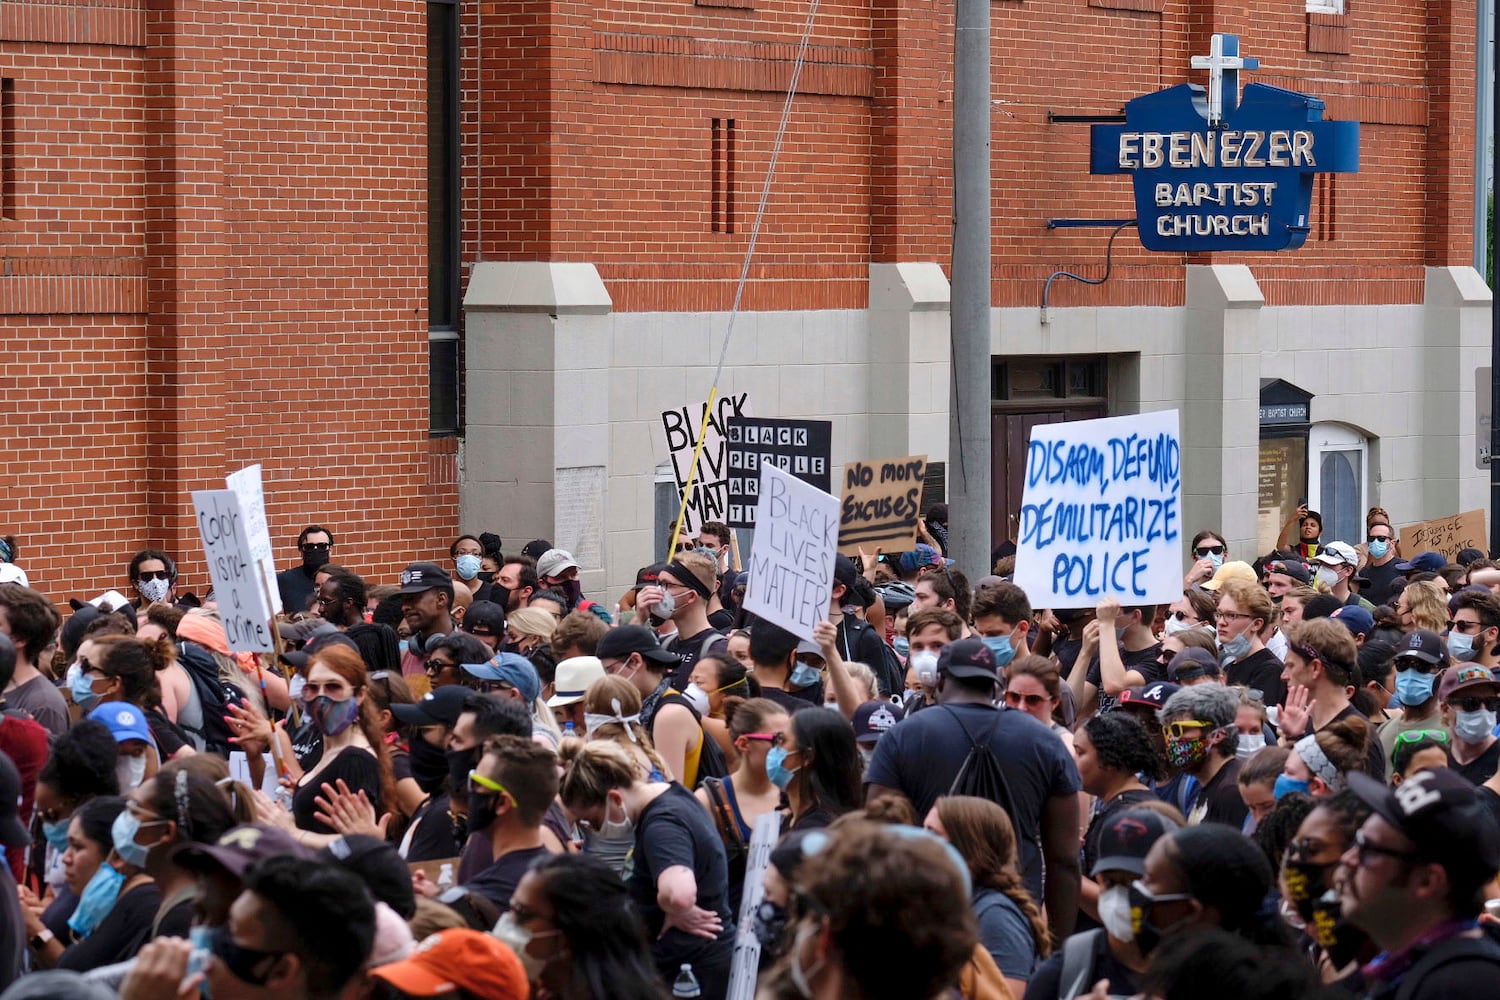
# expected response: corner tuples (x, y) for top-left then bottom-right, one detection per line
(1277, 791), (1378, 987)
(87, 702), (160, 795)
(1436, 662), (1500, 785)
(1161, 587), (1219, 640)
(274, 526), (334, 616)
(1276, 718), (1373, 800)
(850, 699), (903, 771)
(1278, 618), (1388, 780)
(1213, 580), (1288, 711)
(448, 533), (488, 598)
(1311, 541), (1376, 612)
(634, 553), (725, 692)
(127, 549), (180, 611)
(1376, 630), (1452, 763)
(1360, 517), (1403, 607)
(684, 653), (757, 760)
(25, 720), (118, 908)
(1072, 597), (1162, 718)
(899, 608), (964, 714)
(970, 581), (1034, 669)
(1447, 588), (1500, 669)
(1156, 684), (1250, 829)
(559, 739), (736, 998)
(1183, 530), (1229, 588)
(79, 635), (194, 762)
(772, 707), (863, 833)
(695, 698), (791, 916)
(1023, 807), (1180, 1000)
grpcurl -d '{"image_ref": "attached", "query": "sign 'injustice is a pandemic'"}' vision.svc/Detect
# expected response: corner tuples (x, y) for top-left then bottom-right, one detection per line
(1090, 34), (1360, 252)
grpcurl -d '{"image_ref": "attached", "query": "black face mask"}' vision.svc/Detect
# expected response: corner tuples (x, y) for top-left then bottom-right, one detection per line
(1282, 859), (1337, 923)
(753, 900), (789, 952)
(561, 579), (583, 609)
(446, 747), (478, 797)
(491, 584), (513, 613)
(469, 792), (499, 833)
(1310, 891), (1370, 967)
(302, 548), (331, 572)
(410, 736), (450, 795)
(476, 571), (496, 585)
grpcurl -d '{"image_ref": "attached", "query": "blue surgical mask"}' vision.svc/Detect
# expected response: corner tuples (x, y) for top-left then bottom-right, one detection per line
(1448, 631), (1478, 662)
(42, 818), (70, 852)
(455, 554), (482, 581)
(1273, 774), (1310, 800)
(980, 635), (1016, 669)
(1208, 552), (1225, 570)
(893, 636), (910, 657)
(789, 662), (822, 689)
(69, 861), (127, 938)
(766, 745), (799, 789)
(69, 665), (101, 709)
(1455, 708), (1497, 744)
(1395, 668), (1435, 707)
(111, 809), (164, 869)
(1219, 632), (1251, 663)
(1368, 540), (1390, 560)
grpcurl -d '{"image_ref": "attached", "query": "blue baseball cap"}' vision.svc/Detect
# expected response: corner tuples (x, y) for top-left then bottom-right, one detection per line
(88, 701), (154, 746)
(1395, 551), (1447, 574)
(463, 652), (541, 703)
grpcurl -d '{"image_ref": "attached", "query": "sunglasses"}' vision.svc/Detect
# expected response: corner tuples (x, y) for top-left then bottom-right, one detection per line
(1367, 534), (1393, 543)
(1161, 719), (1214, 739)
(1452, 697), (1500, 713)
(136, 570), (172, 582)
(209, 925), (286, 985)
(1004, 690), (1049, 709)
(1394, 655), (1441, 674)
(1194, 545), (1226, 556)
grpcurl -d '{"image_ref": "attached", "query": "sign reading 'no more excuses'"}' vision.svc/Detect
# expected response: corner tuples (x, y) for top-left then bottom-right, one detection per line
(1013, 410), (1184, 608)
(837, 455), (926, 556)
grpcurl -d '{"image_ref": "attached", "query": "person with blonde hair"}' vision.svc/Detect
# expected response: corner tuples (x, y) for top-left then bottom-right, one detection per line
(505, 607), (557, 656)
(572, 675), (670, 874)
(559, 739), (735, 996)
(1397, 580), (1448, 634)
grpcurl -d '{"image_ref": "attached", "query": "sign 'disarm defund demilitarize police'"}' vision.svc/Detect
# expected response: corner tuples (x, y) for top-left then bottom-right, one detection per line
(1090, 34), (1359, 252)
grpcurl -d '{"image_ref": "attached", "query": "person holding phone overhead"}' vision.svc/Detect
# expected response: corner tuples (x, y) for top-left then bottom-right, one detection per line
(1277, 501), (1322, 560)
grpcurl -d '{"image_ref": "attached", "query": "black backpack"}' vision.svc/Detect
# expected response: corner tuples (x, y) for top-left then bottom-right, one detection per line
(177, 641), (248, 757)
(942, 705), (1026, 835)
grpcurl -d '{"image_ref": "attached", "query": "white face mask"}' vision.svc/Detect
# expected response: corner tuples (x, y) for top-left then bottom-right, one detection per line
(910, 651), (939, 688)
(136, 577), (171, 604)
(117, 754), (147, 791)
(1314, 566), (1340, 590)
(1098, 885), (1134, 942)
(594, 794), (635, 840)
(493, 911), (562, 981)
(1236, 733), (1266, 760)
(1164, 615), (1195, 637)
(682, 683), (711, 718)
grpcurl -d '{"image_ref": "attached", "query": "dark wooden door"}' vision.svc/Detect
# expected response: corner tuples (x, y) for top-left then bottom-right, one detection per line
(992, 406), (1107, 553)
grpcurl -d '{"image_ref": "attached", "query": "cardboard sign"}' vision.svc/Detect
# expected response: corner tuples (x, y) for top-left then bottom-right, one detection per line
(726, 811), (782, 1000)
(192, 489), (276, 652)
(725, 417), (833, 528)
(660, 393), (749, 534)
(837, 455), (926, 555)
(1398, 510), (1487, 561)
(743, 464), (840, 642)
(1013, 410), (1183, 608)
(225, 464), (282, 614)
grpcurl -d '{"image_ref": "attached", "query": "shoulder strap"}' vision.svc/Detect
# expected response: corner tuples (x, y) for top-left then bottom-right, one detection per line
(1059, 929), (1105, 1000)
(699, 630), (723, 662)
(1393, 933), (1500, 1000)
(702, 777), (746, 851)
(940, 705), (979, 748)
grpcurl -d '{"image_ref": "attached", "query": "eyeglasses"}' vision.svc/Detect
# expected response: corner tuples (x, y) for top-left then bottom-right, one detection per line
(1394, 655), (1440, 674)
(1004, 690), (1050, 709)
(1352, 829), (1422, 868)
(1161, 719), (1214, 739)
(300, 542), (331, 552)
(208, 925), (286, 986)
(136, 570), (172, 582)
(1453, 697), (1500, 713)
(300, 682), (351, 700)
(1194, 545), (1226, 556)
(1214, 611), (1253, 623)
(674, 541), (696, 553)
(1447, 619), (1488, 634)
(425, 657), (458, 674)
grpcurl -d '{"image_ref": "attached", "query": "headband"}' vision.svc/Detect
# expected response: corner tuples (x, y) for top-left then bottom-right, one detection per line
(664, 560), (713, 599)
(585, 699), (641, 742)
(1295, 733), (1344, 790)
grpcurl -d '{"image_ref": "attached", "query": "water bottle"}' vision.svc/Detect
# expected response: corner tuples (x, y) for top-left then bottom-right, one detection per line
(672, 963), (701, 998)
(436, 863), (455, 891)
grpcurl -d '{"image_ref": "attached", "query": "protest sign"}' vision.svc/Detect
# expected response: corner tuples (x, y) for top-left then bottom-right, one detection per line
(837, 455), (926, 555)
(1013, 410), (1183, 608)
(192, 489), (276, 653)
(744, 464), (840, 642)
(726, 811), (782, 1000)
(1398, 509), (1487, 561)
(725, 417), (833, 528)
(225, 464), (282, 614)
(660, 392), (749, 534)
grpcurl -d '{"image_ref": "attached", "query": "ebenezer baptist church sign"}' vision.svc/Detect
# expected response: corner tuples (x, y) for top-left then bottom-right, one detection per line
(1090, 34), (1360, 252)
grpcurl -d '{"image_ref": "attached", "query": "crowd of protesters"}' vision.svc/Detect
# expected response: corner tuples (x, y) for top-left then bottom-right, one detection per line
(1, 503), (1500, 999)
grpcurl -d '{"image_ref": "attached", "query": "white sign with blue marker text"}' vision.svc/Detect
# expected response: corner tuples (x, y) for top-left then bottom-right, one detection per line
(743, 463), (840, 642)
(1013, 410), (1183, 608)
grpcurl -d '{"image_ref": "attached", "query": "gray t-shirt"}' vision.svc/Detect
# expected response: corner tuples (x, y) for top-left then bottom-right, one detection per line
(6, 674), (70, 737)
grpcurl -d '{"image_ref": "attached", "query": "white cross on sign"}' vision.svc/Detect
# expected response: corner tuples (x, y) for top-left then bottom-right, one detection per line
(1189, 33), (1260, 127)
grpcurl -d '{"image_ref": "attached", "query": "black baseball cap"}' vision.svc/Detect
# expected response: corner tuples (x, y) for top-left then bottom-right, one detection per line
(833, 555), (859, 590)
(936, 638), (999, 681)
(463, 600), (506, 638)
(1166, 648), (1221, 683)
(521, 539), (554, 562)
(1264, 558), (1311, 584)
(323, 834), (416, 919)
(390, 685), (472, 728)
(398, 562), (453, 595)
(1117, 681), (1181, 711)
(174, 824), (314, 878)
(1092, 806), (1179, 877)
(1393, 629), (1447, 667)
(595, 625), (682, 666)
(1348, 768), (1500, 887)
(280, 626), (361, 670)
(852, 700), (905, 745)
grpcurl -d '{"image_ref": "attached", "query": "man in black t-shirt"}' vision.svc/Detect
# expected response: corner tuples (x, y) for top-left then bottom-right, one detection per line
(1214, 579), (1286, 708)
(1069, 598), (1161, 719)
(1158, 684), (1248, 829)
(454, 736), (557, 911)
(635, 553), (723, 690)
(1342, 768), (1500, 1000)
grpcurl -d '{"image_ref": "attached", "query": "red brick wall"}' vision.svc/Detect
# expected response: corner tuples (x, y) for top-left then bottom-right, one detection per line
(469, 0), (1475, 310)
(1, 1), (456, 604)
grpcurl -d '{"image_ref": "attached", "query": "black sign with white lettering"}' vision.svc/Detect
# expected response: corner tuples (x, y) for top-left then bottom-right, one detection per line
(725, 418), (833, 528)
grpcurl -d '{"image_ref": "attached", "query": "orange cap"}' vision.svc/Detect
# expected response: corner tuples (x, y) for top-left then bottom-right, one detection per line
(369, 929), (528, 998)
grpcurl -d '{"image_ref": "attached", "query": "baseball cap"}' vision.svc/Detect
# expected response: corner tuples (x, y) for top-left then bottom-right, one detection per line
(463, 652), (541, 703)
(1091, 806), (1180, 877)
(1313, 542), (1359, 567)
(1264, 558), (1311, 584)
(399, 562), (453, 595)
(0, 564), (29, 587)
(852, 700), (904, 745)
(1329, 605), (1375, 638)
(536, 548), (579, 579)
(369, 928), (529, 999)
(936, 638), (999, 681)
(88, 701), (154, 746)
(463, 600), (507, 638)
(595, 625), (682, 666)
(1395, 552), (1447, 574)
(635, 562), (667, 587)
(1394, 629), (1447, 667)
(1439, 662), (1500, 702)
(1200, 560), (1257, 592)
(1347, 768), (1500, 886)
(390, 685), (472, 728)
(1457, 548), (1488, 566)
(547, 656), (606, 708)
(324, 834), (416, 919)
(832, 554), (859, 591)
(281, 626), (361, 670)
(521, 539), (554, 562)
(1117, 681), (1181, 711)
(897, 544), (949, 576)
(0, 752), (30, 848)
(1166, 648), (1221, 683)
(174, 824), (314, 878)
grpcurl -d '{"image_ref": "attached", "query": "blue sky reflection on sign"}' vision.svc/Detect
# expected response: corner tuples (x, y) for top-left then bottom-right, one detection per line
(1090, 34), (1360, 253)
